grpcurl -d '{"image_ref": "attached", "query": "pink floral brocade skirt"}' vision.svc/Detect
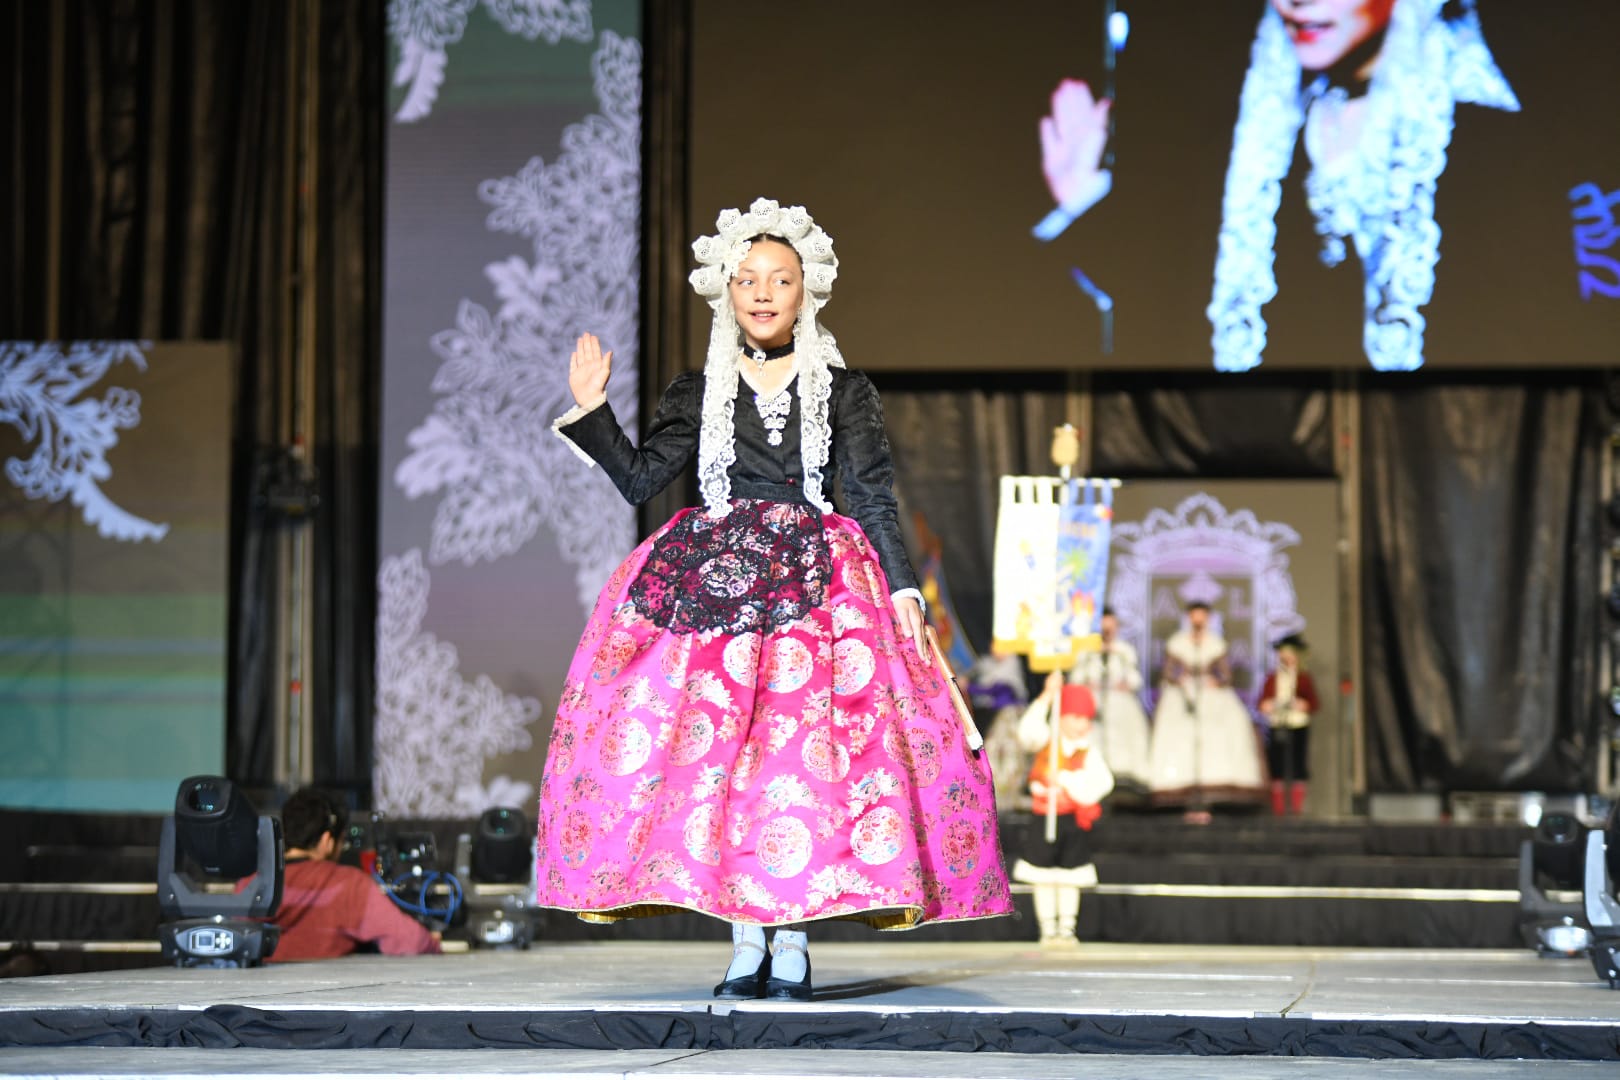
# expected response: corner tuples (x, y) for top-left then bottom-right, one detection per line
(534, 500), (1013, 929)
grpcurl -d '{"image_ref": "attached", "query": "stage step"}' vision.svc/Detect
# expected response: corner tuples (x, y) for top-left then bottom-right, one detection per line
(0, 810), (1532, 970)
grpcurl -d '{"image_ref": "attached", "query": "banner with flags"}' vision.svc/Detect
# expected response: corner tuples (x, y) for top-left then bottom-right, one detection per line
(1055, 479), (1114, 642)
(992, 477), (1063, 654)
(992, 476), (1115, 666)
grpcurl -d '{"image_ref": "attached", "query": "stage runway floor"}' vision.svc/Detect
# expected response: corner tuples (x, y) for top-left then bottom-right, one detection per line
(0, 1047), (1616, 1079)
(2, 942), (1618, 1071)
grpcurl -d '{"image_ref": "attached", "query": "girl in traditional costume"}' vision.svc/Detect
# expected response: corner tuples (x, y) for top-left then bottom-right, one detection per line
(1037, 0), (1520, 372)
(535, 199), (1012, 1001)
(1012, 672), (1113, 947)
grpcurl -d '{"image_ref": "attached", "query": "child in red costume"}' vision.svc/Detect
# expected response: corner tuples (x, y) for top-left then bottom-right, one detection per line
(1258, 634), (1319, 816)
(1012, 672), (1114, 946)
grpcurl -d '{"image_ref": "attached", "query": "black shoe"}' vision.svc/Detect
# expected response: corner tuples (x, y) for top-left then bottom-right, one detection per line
(765, 955), (812, 1002)
(713, 951), (770, 999)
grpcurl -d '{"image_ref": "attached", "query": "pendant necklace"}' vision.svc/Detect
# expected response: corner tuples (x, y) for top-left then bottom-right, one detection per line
(743, 339), (795, 372)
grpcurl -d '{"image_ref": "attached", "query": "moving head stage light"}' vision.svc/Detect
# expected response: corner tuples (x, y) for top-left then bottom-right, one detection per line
(157, 776), (284, 967)
(472, 806), (532, 884)
(1518, 811), (1592, 957)
(1586, 802), (1620, 989)
(455, 807), (536, 949)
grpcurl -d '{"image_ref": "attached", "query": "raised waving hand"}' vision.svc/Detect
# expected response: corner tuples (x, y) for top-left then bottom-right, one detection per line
(568, 332), (613, 408)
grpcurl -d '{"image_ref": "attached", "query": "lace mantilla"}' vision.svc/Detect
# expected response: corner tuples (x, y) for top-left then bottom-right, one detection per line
(689, 198), (845, 516)
(1209, 0), (1518, 372)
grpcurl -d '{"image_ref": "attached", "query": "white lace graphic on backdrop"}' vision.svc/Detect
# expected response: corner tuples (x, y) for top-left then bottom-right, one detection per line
(389, 0), (594, 122)
(394, 30), (641, 612)
(381, 27), (642, 816)
(375, 549), (542, 815)
(0, 341), (169, 543)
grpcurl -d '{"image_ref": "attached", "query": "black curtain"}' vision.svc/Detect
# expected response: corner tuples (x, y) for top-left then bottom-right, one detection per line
(638, 0), (696, 530)
(1091, 373), (1335, 478)
(1360, 374), (1604, 792)
(307, 0), (385, 793)
(3, 0), (383, 792)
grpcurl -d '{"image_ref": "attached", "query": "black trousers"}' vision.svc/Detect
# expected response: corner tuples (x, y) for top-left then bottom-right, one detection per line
(1266, 726), (1310, 783)
(1018, 812), (1095, 869)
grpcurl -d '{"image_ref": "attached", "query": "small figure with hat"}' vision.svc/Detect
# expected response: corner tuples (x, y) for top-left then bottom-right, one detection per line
(1011, 670), (1115, 947)
(1258, 634), (1319, 816)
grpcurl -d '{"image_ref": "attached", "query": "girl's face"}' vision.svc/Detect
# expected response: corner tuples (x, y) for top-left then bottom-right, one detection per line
(1059, 711), (1093, 741)
(1271, 0), (1396, 72)
(730, 238), (804, 350)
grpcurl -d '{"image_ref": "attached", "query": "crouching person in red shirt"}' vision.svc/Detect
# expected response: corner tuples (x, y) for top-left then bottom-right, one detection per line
(266, 789), (441, 961)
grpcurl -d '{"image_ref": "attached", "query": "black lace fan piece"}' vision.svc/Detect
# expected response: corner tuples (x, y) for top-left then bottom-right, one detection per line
(629, 499), (831, 634)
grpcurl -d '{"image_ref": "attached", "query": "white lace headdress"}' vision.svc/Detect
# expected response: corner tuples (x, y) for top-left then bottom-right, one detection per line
(688, 197), (845, 516)
(1208, 0), (1519, 372)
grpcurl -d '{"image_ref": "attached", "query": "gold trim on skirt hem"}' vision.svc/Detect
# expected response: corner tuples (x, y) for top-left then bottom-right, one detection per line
(554, 898), (1009, 931)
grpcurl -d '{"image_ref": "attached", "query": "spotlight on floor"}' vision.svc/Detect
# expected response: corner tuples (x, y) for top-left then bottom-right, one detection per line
(472, 807), (532, 884)
(454, 807), (535, 949)
(157, 776), (283, 967)
(1587, 805), (1620, 989)
(1519, 811), (1592, 957)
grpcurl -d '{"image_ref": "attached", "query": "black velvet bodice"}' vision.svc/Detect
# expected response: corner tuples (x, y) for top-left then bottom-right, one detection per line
(557, 368), (918, 594)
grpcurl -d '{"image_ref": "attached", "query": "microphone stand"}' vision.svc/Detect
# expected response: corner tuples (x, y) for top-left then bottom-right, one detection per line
(1188, 664), (1205, 816)
(1278, 688), (1297, 816)
(1045, 685), (1061, 845)
(1097, 649), (1112, 764)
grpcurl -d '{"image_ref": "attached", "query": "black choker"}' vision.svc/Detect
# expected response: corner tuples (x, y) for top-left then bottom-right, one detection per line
(739, 338), (795, 370)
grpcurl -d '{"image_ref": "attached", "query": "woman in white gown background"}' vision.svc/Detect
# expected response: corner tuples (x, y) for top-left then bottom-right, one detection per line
(1147, 602), (1267, 813)
(1066, 609), (1150, 795)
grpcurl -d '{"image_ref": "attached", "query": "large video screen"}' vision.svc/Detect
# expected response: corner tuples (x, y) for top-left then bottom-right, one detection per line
(691, 0), (1619, 371)
(0, 342), (231, 811)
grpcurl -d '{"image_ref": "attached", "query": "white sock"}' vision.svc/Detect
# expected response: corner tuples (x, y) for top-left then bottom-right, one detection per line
(1057, 886), (1081, 938)
(770, 928), (809, 982)
(1032, 884), (1059, 939)
(724, 922), (766, 981)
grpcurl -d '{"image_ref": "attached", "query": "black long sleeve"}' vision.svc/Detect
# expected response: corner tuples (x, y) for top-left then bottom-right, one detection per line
(559, 367), (918, 595)
(832, 370), (918, 594)
(556, 372), (702, 506)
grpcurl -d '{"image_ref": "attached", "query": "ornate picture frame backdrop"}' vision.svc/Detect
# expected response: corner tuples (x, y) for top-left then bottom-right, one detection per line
(1106, 481), (1344, 810)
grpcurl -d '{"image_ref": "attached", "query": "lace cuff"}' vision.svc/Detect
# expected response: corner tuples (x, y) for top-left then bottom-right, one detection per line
(890, 587), (925, 613)
(551, 397), (608, 467)
(1031, 170), (1113, 241)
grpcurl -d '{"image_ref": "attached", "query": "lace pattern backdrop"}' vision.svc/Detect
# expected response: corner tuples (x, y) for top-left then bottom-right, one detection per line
(378, 0), (642, 816)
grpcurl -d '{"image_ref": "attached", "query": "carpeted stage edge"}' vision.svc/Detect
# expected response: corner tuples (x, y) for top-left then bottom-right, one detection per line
(3, 1004), (1618, 1061)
